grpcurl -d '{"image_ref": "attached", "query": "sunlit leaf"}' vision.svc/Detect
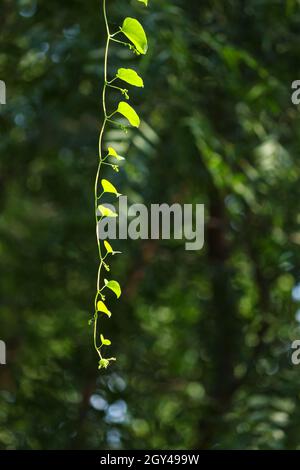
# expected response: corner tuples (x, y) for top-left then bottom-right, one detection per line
(121, 17), (148, 55)
(117, 101), (140, 128)
(137, 0), (148, 5)
(104, 279), (121, 299)
(108, 146), (117, 157)
(116, 68), (144, 88)
(101, 179), (121, 197)
(97, 301), (111, 317)
(103, 240), (121, 256)
(100, 334), (111, 346)
(98, 205), (118, 218)
(108, 146), (125, 161)
(104, 240), (113, 253)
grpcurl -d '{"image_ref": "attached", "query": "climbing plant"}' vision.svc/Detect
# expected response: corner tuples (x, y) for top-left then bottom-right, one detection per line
(93, 0), (149, 369)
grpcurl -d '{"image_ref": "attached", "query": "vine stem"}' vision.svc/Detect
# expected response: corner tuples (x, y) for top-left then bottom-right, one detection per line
(94, 0), (111, 360)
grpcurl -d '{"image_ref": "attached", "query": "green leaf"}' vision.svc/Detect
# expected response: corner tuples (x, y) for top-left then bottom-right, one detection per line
(104, 279), (121, 299)
(116, 68), (144, 88)
(137, 0), (148, 5)
(117, 101), (140, 128)
(98, 205), (118, 218)
(103, 240), (121, 256)
(97, 301), (111, 317)
(108, 146), (117, 157)
(101, 179), (121, 197)
(108, 146), (125, 161)
(121, 17), (148, 55)
(100, 334), (111, 346)
(104, 240), (113, 253)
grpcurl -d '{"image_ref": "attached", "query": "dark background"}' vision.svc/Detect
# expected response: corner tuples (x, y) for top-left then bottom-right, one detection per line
(1, 0), (300, 450)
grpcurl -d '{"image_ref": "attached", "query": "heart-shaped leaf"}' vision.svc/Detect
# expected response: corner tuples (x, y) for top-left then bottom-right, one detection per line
(121, 17), (148, 55)
(97, 301), (111, 317)
(104, 279), (121, 299)
(98, 205), (118, 218)
(101, 179), (121, 197)
(116, 68), (144, 88)
(117, 101), (140, 128)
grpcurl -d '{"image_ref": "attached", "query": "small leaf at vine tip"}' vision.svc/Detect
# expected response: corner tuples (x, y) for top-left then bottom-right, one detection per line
(98, 358), (110, 369)
(98, 357), (116, 369)
(108, 146), (125, 161)
(137, 0), (148, 5)
(104, 279), (121, 299)
(121, 18), (148, 55)
(100, 334), (111, 346)
(97, 301), (111, 317)
(117, 101), (140, 128)
(98, 205), (118, 218)
(104, 240), (113, 253)
(116, 68), (144, 88)
(101, 179), (121, 197)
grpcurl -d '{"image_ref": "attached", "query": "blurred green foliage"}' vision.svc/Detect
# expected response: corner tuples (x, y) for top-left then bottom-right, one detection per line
(1, 0), (300, 450)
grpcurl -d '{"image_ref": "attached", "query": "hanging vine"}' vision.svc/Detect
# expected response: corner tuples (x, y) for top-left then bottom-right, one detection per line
(93, 0), (149, 369)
